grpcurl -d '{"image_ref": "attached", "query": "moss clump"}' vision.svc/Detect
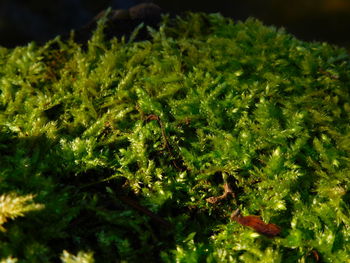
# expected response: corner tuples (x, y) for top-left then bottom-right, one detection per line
(0, 12), (350, 262)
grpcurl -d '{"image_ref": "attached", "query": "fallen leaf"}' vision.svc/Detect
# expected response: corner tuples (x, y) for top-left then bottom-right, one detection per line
(231, 209), (281, 237)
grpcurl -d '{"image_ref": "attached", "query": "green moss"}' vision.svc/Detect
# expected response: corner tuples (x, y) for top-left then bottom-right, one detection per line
(0, 12), (350, 262)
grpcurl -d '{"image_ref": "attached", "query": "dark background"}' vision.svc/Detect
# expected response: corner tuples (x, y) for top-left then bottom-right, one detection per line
(1, 0), (350, 49)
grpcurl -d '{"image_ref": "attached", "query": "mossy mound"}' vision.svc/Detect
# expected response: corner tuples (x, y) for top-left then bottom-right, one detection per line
(0, 12), (350, 262)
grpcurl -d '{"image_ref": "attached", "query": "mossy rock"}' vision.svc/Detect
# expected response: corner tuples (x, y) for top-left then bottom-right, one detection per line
(0, 12), (350, 262)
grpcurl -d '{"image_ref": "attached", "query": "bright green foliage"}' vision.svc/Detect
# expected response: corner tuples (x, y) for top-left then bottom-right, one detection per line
(0, 257), (18, 263)
(60, 251), (94, 263)
(0, 12), (350, 262)
(0, 193), (43, 232)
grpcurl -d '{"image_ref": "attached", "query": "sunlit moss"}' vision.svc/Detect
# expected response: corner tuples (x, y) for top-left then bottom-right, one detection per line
(0, 12), (349, 262)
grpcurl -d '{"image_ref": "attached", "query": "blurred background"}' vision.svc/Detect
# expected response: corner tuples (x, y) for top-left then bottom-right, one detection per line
(0, 0), (350, 49)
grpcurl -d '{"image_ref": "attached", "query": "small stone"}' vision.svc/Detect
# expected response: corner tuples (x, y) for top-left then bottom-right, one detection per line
(129, 3), (162, 20)
(111, 9), (130, 20)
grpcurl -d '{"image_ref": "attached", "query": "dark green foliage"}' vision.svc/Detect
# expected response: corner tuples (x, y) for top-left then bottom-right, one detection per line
(0, 12), (350, 262)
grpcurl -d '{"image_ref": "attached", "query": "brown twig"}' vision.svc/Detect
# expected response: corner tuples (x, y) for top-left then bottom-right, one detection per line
(206, 183), (235, 204)
(116, 194), (172, 229)
(145, 114), (170, 150)
(78, 178), (172, 229)
(145, 114), (185, 171)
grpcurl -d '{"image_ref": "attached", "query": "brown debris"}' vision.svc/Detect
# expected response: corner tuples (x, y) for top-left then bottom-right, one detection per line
(310, 250), (320, 262)
(116, 194), (172, 229)
(145, 114), (186, 171)
(206, 183), (235, 204)
(230, 209), (281, 237)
